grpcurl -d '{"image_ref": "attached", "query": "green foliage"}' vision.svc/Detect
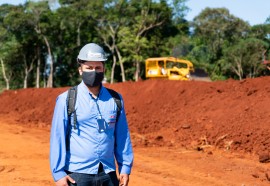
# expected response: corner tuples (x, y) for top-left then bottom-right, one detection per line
(192, 8), (250, 62)
(222, 38), (268, 80)
(0, 1), (269, 90)
(189, 7), (269, 80)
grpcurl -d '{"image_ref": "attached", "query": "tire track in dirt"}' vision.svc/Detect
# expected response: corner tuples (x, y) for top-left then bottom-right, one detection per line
(0, 121), (269, 186)
(130, 148), (270, 186)
(131, 148), (226, 186)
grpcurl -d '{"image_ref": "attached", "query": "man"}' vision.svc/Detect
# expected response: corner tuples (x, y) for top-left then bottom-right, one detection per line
(158, 61), (166, 75)
(50, 43), (134, 186)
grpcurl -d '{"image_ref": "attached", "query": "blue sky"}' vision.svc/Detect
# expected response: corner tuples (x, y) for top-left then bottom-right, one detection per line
(185, 0), (270, 25)
(0, 0), (269, 25)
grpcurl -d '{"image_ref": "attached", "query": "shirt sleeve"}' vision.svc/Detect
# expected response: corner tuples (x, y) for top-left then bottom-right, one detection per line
(114, 96), (134, 174)
(50, 93), (69, 181)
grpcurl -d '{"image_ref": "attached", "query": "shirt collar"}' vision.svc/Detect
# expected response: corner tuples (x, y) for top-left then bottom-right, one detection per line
(78, 81), (105, 98)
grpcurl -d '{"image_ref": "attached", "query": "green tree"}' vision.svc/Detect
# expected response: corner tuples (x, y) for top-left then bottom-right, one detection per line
(94, 0), (131, 83)
(55, 0), (101, 86)
(0, 4), (28, 90)
(249, 24), (270, 73)
(118, 0), (173, 81)
(191, 8), (250, 79)
(222, 38), (268, 80)
(25, 1), (55, 87)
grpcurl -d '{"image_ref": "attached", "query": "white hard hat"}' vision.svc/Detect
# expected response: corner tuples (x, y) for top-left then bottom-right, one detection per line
(77, 43), (107, 62)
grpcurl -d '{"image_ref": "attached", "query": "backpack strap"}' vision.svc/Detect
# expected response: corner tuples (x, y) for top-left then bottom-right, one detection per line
(66, 86), (122, 131)
(67, 86), (78, 130)
(106, 88), (122, 122)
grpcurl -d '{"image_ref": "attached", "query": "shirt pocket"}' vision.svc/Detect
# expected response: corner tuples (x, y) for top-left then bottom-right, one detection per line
(103, 110), (117, 129)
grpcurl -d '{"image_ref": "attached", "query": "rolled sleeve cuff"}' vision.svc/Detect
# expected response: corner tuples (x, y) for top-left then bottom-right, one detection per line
(53, 171), (67, 182)
(119, 165), (132, 175)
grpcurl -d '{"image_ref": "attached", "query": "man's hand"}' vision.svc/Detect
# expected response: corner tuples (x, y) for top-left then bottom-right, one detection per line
(55, 175), (76, 186)
(119, 174), (129, 186)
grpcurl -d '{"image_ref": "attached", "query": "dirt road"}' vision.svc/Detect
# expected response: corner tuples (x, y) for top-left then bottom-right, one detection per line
(0, 121), (269, 186)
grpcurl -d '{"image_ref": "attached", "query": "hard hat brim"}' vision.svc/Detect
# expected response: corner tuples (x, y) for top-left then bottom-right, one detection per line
(77, 56), (107, 62)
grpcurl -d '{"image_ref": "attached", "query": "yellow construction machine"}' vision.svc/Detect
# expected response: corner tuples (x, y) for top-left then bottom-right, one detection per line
(145, 57), (194, 80)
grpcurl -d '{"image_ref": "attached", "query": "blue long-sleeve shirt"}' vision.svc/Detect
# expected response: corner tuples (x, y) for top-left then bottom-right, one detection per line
(50, 82), (134, 181)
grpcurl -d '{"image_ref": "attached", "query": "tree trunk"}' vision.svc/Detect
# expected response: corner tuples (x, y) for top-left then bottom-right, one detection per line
(36, 47), (40, 88)
(134, 41), (141, 82)
(232, 62), (243, 80)
(77, 22), (81, 47)
(23, 55), (34, 89)
(0, 58), (10, 90)
(23, 71), (28, 88)
(119, 58), (126, 82)
(43, 69), (47, 88)
(135, 60), (140, 82)
(115, 45), (126, 82)
(110, 54), (117, 84)
(43, 35), (54, 88)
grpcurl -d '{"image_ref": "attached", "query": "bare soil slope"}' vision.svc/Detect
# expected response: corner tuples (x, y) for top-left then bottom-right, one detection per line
(1, 77), (270, 154)
(0, 77), (270, 185)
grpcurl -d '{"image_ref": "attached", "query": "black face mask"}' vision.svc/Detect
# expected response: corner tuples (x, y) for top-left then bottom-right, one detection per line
(82, 71), (104, 87)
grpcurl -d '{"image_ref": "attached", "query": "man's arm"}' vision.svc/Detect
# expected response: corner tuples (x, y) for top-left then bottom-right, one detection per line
(114, 97), (134, 177)
(50, 94), (69, 182)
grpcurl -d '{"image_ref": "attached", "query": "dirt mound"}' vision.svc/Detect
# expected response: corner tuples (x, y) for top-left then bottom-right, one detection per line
(1, 77), (270, 156)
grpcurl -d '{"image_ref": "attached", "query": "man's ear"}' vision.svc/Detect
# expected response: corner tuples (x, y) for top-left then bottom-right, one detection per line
(78, 66), (82, 75)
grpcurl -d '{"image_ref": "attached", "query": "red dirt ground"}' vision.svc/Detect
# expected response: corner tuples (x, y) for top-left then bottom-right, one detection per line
(0, 77), (270, 185)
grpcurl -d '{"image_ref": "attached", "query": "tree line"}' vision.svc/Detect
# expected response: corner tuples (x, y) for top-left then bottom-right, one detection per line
(0, 0), (269, 91)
